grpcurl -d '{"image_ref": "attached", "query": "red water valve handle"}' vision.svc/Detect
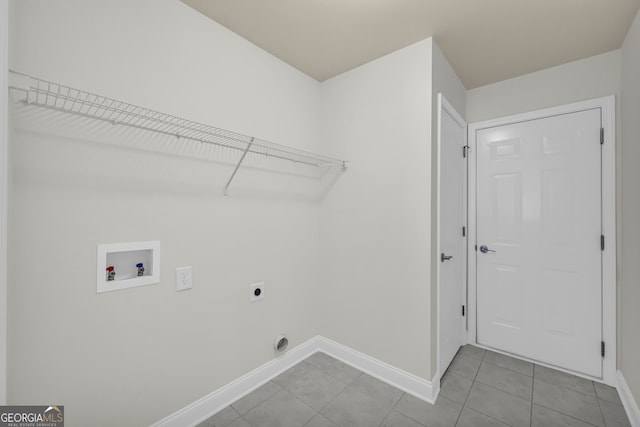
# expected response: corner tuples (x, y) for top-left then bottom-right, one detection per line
(106, 266), (114, 272)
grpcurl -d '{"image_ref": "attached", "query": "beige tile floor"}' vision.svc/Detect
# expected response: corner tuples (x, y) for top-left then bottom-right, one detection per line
(197, 345), (631, 427)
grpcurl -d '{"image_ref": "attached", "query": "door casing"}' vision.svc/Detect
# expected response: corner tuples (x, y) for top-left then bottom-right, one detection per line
(467, 96), (616, 385)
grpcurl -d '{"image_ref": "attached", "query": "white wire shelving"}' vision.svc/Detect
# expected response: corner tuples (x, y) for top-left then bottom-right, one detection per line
(8, 70), (348, 195)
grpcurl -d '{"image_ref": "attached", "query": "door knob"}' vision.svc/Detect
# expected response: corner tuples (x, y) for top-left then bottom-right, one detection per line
(441, 253), (453, 262)
(479, 245), (496, 254)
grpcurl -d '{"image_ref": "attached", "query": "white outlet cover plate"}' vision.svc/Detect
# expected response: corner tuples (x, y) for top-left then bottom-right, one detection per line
(249, 282), (264, 302)
(176, 266), (193, 291)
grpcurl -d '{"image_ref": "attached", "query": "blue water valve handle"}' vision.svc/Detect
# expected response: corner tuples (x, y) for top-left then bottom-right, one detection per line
(136, 263), (143, 268)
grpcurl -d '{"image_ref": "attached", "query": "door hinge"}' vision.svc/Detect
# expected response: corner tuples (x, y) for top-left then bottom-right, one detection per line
(462, 226), (466, 237)
(600, 128), (604, 145)
(601, 235), (605, 251)
(462, 305), (465, 316)
(463, 145), (470, 158)
(601, 341), (605, 357)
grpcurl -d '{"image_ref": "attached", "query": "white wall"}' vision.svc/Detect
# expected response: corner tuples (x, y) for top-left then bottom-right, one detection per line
(431, 42), (466, 120)
(319, 39), (434, 380)
(8, 1), (323, 426)
(467, 50), (621, 123)
(430, 41), (466, 375)
(620, 7), (640, 409)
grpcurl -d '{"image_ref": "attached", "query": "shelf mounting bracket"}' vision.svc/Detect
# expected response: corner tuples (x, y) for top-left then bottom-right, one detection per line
(224, 137), (254, 196)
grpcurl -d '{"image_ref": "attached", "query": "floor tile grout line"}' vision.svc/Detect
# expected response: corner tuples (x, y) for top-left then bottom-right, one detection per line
(482, 358), (534, 377)
(379, 391), (408, 427)
(459, 373), (533, 426)
(313, 370), (365, 426)
(466, 375), (531, 403)
(447, 350), (484, 383)
(310, 378), (350, 414)
(452, 351), (483, 365)
(276, 355), (359, 425)
(458, 347), (486, 362)
(229, 409), (242, 427)
(244, 387), (316, 427)
(593, 381), (627, 407)
(232, 380), (283, 417)
(473, 366), (534, 401)
(533, 375), (600, 399)
(597, 396), (625, 408)
(535, 364), (602, 397)
(466, 349), (602, 427)
(462, 406), (511, 427)
(451, 347), (484, 426)
(282, 388), (317, 426)
(324, 365), (363, 386)
(308, 355), (363, 386)
(299, 408), (321, 427)
(530, 365), (535, 427)
(594, 387), (607, 427)
(239, 413), (251, 427)
(532, 400), (605, 427)
(392, 392), (440, 427)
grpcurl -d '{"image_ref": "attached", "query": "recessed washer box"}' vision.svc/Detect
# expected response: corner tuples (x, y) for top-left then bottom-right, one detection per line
(97, 241), (160, 293)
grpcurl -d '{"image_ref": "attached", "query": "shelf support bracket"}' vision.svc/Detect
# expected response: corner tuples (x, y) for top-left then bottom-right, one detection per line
(224, 137), (254, 196)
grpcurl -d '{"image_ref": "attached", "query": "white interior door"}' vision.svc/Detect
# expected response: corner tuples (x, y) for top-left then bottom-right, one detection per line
(437, 94), (467, 377)
(476, 108), (603, 378)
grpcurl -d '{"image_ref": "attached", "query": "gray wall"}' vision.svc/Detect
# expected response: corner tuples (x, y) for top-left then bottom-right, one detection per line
(621, 7), (640, 409)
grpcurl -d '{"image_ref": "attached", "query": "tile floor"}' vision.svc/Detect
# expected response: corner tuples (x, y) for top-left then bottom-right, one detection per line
(196, 346), (631, 427)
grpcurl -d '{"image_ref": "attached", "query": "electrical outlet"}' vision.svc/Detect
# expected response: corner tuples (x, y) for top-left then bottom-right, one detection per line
(249, 282), (264, 302)
(176, 266), (192, 291)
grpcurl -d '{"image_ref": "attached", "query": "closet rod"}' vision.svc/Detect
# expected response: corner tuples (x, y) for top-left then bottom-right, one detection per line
(8, 71), (348, 192)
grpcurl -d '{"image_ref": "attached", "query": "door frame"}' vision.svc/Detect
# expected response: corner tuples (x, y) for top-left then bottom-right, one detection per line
(467, 96), (616, 385)
(436, 93), (467, 381)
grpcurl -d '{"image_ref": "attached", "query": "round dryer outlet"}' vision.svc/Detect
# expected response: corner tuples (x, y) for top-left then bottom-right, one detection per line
(249, 282), (265, 302)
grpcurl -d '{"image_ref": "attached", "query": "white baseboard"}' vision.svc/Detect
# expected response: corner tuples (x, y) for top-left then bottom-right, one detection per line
(617, 370), (640, 427)
(316, 336), (437, 403)
(151, 336), (436, 427)
(151, 336), (322, 427)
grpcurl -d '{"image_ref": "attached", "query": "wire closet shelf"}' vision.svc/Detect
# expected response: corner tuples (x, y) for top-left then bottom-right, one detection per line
(8, 70), (348, 194)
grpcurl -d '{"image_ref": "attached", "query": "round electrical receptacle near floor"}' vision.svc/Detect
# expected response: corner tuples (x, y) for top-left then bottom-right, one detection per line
(274, 335), (288, 352)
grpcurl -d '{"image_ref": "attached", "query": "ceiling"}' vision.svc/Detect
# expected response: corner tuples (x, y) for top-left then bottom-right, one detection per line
(182, 0), (640, 89)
